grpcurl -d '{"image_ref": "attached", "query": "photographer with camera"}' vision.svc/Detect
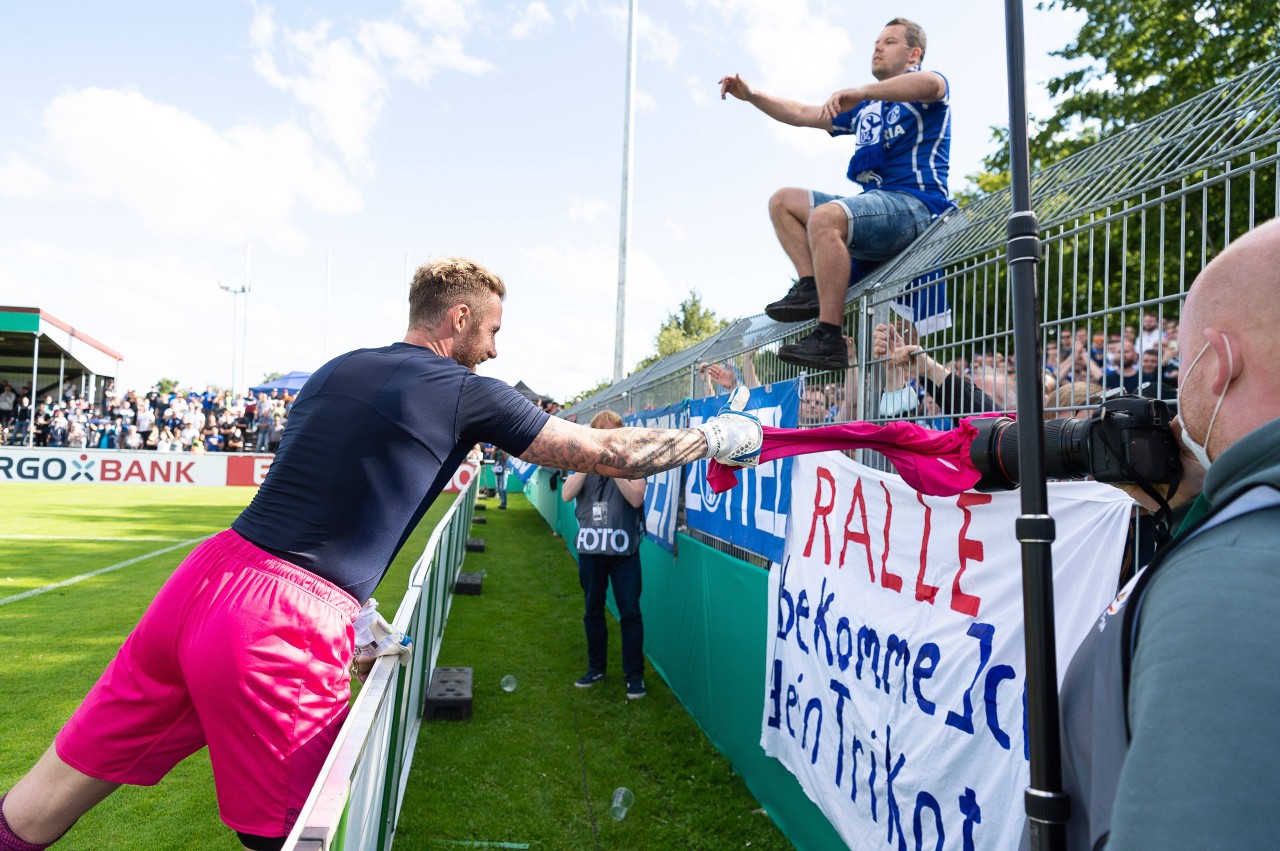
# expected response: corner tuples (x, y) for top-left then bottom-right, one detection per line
(1020, 220), (1280, 849)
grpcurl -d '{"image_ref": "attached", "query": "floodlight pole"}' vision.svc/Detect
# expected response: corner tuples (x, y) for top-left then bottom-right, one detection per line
(224, 283), (238, 393)
(241, 241), (251, 398)
(219, 242), (251, 395)
(1003, 1), (1070, 848)
(612, 0), (638, 383)
(324, 247), (332, 360)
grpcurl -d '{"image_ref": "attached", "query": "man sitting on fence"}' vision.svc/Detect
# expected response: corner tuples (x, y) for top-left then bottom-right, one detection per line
(719, 17), (953, 371)
(0, 258), (762, 851)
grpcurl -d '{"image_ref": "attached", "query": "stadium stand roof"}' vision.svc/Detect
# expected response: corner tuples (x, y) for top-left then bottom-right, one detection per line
(0, 306), (122, 398)
(513, 380), (554, 404)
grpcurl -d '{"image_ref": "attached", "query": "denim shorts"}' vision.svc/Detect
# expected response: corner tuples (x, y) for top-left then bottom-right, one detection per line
(809, 189), (932, 261)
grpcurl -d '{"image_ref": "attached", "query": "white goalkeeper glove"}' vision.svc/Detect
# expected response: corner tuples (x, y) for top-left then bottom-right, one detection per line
(695, 386), (763, 468)
(352, 597), (413, 683)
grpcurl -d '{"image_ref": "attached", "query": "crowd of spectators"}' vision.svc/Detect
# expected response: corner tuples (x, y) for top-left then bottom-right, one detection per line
(673, 309), (1182, 432)
(2, 379), (293, 453)
(870, 311), (1182, 429)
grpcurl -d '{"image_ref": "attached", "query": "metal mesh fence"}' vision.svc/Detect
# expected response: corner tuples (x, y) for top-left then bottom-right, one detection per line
(563, 59), (1280, 563)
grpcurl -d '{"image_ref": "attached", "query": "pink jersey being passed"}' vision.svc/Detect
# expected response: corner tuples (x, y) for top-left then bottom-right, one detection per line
(707, 419), (982, 497)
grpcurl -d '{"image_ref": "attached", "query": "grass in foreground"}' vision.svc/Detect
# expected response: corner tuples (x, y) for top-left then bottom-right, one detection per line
(395, 494), (792, 851)
(0, 483), (447, 850)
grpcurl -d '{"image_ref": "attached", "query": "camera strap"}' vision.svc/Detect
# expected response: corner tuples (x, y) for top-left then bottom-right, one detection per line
(1097, 427), (1182, 544)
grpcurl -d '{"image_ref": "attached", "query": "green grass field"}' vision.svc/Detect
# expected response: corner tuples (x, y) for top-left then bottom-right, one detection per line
(395, 495), (791, 851)
(0, 484), (448, 850)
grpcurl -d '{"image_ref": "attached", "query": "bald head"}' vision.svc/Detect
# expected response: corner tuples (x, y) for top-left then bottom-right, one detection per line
(1182, 218), (1280, 346)
(1178, 218), (1280, 458)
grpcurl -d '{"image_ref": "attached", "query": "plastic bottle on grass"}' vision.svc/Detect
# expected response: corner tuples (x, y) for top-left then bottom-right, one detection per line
(610, 787), (634, 821)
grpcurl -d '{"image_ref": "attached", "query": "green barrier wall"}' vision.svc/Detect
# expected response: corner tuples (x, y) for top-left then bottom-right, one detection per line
(527, 467), (842, 851)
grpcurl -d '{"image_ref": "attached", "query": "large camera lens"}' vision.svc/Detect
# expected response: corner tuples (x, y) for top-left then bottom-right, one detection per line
(969, 415), (1094, 491)
(968, 397), (1180, 491)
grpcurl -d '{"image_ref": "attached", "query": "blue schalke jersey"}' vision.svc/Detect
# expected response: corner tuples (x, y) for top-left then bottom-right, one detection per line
(830, 69), (953, 215)
(232, 342), (548, 603)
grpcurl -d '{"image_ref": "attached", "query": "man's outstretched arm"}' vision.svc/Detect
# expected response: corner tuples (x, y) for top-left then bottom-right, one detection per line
(522, 390), (763, 478)
(820, 71), (947, 119)
(719, 73), (831, 130)
(522, 416), (709, 479)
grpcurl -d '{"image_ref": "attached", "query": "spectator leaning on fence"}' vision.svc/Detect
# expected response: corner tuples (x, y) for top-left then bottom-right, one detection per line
(1040, 218), (1280, 850)
(873, 323), (1002, 418)
(0, 255), (761, 851)
(719, 17), (953, 372)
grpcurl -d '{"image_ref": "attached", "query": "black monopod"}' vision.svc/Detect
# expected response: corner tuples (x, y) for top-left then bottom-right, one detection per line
(1002, 1), (1071, 848)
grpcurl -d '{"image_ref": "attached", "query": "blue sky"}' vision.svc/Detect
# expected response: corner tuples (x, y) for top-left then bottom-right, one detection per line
(0, 1), (1085, 401)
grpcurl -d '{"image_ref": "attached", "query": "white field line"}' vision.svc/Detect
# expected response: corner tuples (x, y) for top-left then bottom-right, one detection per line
(0, 536), (210, 606)
(0, 535), (186, 541)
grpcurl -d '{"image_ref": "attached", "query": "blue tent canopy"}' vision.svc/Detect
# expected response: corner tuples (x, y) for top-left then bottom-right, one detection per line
(250, 371), (311, 395)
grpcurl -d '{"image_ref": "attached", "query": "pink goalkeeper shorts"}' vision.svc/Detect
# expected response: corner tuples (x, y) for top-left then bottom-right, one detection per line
(55, 529), (359, 838)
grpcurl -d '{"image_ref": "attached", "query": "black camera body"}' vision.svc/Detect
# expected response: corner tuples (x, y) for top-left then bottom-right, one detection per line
(970, 396), (1182, 492)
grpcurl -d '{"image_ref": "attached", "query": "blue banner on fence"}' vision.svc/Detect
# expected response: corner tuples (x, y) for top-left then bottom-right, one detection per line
(506, 455), (538, 484)
(685, 379), (801, 562)
(625, 402), (686, 553)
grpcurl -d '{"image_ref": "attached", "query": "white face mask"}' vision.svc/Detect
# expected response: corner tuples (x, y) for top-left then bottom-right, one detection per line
(1178, 335), (1233, 471)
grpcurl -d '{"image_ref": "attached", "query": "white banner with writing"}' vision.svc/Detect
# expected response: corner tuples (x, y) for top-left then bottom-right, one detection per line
(763, 453), (1132, 850)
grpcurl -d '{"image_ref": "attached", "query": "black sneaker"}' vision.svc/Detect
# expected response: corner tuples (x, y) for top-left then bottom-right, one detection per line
(626, 679), (647, 700)
(764, 279), (821, 323)
(778, 329), (849, 371)
(575, 671), (605, 688)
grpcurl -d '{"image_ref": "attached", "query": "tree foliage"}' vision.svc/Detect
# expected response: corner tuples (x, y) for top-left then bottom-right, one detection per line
(631, 290), (730, 373)
(969, 1), (1280, 188)
(155, 377), (181, 395)
(567, 376), (614, 407)
(562, 291), (730, 405)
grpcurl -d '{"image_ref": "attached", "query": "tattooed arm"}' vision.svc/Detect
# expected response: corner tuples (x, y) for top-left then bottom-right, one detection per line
(521, 416), (709, 479)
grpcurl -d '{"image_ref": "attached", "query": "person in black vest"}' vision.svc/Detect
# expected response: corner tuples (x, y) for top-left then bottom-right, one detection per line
(491, 447), (509, 509)
(561, 410), (649, 700)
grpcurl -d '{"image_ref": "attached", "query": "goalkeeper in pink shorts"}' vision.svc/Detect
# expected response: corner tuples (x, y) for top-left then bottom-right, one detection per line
(0, 258), (761, 851)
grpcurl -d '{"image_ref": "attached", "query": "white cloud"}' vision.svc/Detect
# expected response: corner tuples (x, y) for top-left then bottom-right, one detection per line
(487, 240), (682, 399)
(358, 20), (433, 83)
(252, 8), (388, 171)
(42, 88), (362, 252)
(0, 153), (51, 198)
(599, 3), (680, 68)
(704, 0), (851, 96)
(510, 1), (553, 39)
(403, 0), (478, 32)
(634, 89), (657, 111)
(358, 21), (495, 83)
(419, 33), (498, 76)
(636, 12), (679, 67)
(566, 196), (609, 223)
(562, 0), (590, 23)
(685, 75), (709, 105)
